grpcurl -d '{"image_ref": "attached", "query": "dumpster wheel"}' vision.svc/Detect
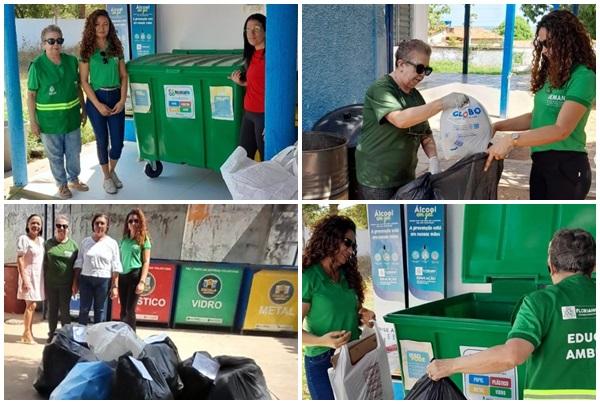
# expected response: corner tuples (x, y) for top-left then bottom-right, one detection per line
(144, 161), (163, 178)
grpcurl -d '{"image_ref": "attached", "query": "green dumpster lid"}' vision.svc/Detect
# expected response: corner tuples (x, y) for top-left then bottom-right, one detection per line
(462, 204), (596, 284)
(127, 52), (244, 68)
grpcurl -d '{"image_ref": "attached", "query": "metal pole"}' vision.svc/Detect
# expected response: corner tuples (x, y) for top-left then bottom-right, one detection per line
(499, 5), (516, 118)
(462, 4), (471, 75)
(385, 5), (394, 73)
(4, 4), (28, 187)
(264, 4), (298, 160)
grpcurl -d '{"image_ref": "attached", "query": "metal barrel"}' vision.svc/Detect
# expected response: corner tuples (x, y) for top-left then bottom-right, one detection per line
(302, 131), (349, 200)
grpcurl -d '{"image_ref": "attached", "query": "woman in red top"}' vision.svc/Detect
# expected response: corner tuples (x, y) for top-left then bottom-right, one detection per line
(230, 13), (266, 160)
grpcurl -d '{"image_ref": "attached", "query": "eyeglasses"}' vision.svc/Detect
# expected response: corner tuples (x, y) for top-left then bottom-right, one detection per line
(404, 60), (433, 76)
(128, 219), (140, 224)
(100, 51), (108, 64)
(55, 224), (69, 230)
(343, 238), (357, 250)
(244, 26), (264, 34)
(535, 39), (548, 49)
(44, 38), (65, 45)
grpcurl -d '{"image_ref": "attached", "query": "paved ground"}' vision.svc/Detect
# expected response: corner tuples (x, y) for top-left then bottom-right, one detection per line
(3, 312), (298, 400)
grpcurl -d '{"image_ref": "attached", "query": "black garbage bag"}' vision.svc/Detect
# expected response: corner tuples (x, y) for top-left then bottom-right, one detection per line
(112, 354), (173, 399)
(405, 374), (467, 400)
(394, 152), (503, 200)
(178, 351), (219, 399)
(139, 336), (184, 397)
(208, 356), (271, 400)
(33, 331), (99, 397)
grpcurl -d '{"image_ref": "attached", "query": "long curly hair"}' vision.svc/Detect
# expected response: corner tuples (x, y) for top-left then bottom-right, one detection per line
(80, 9), (124, 62)
(123, 208), (150, 247)
(530, 10), (596, 93)
(302, 215), (365, 306)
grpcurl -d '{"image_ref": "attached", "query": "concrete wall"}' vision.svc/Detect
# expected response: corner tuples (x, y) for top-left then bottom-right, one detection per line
(302, 4), (387, 130)
(431, 46), (533, 68)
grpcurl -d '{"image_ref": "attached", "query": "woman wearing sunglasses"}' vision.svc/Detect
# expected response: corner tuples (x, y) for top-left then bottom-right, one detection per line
(230, 13), (267, 160)
(74, 213), (122, 325)
(16, 214), (45, 344)
(485, 10), (595, 200)
(27, 25), (88, 199)
(79, 9), (128, 195)
(302, 215), (375, 399)
(118, 209), (151, 330)
(356, 39), (469, 200)
(43, 214), (78, 342)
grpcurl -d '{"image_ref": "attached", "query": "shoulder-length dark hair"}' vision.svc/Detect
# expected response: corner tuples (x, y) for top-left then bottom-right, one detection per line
(302, 215), (365, 306)
(123, 208), (150, 247)
(242, 13), (266, 71)
(91, 213), (110, 231)
(25, 214), (43, 237)
(531, 10), (596, 93)
(80, 9), (124, 62)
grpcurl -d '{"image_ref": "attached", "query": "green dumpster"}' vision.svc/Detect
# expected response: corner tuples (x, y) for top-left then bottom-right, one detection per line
(127, 51), (244, 177)
(384, 204), (595, 400)
(173, 263), (244, 328)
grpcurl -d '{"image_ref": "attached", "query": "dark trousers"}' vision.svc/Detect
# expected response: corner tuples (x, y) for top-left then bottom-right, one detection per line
(46, 284), (72, 337)
(305, 349), (335, 400)
(86, 88), (125, 165)
(118, 269), (141, 331)
(240, 111), (265, 161)
(78, 275), (110, 325)
(530, 150), (591, 200)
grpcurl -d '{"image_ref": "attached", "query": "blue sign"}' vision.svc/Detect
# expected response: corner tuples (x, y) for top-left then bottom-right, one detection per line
(405, 204), (445, 306)
(70, 292), (109, 322)
(367, 205), (405, 302)
(107, 4), (130, 61)
(130, 4), (156, 59)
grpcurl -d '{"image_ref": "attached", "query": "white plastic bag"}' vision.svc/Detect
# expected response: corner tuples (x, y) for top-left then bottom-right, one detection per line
(220, 145), (298, 200)
(86, 321), (146, 361)
(439, 96), (492, 160)
(327, 323), (394, 400)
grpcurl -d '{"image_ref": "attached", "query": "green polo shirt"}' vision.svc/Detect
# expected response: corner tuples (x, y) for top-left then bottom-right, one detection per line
(507, 274), (595, 399)
(302, 263), (360, 357)
(356, 74), (432, 188)
(28, 52), (81, 135)
(84, 49), (123, 91)
(531, 65), (596, 154)
(120, 236), (151, 274)
(43, 237), (78, 288)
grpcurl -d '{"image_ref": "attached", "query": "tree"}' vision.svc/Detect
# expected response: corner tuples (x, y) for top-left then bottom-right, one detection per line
(302, 205), (328, 229)
(428, 5), (451, 35)
(495, 15), (534, 40)
(302, 204), (368, 230)
(521, 4), (595, 39)
(14, 4), (104, 19)
(339, 204), (368, 229)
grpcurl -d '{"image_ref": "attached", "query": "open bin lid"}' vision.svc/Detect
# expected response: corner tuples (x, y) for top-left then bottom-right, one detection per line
(462, 204), (596, 288)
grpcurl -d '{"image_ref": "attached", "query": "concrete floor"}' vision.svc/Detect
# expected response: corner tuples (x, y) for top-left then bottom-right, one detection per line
(4, 141), (233, 200)
(3, 312), (298, 400)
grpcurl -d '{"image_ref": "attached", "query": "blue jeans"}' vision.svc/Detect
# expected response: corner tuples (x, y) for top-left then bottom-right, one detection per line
(86, 88), (125, 165)
(41, 128), (82, 186)
(78, 275), (110, 325)
(305, 349), (335, 400)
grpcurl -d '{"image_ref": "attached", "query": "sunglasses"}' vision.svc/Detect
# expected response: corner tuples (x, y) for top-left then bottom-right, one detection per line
(343, 238), (357, 250)
(128, 219), (140, 224)
(244, 26), (264, 34)
(55, 224), (69, 230)
(404, 60), (433, 76)
(45, 38), (65, 45)
(100, 51), (108, 64)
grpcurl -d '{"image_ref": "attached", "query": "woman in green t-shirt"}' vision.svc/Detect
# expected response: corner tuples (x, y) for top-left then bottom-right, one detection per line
(485, 10), (595, 199)
(302, 215), (375, 399)
(119, 208), (151, 331)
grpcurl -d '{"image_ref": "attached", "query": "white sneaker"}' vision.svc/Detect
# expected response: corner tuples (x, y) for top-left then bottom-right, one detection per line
(103, 178), (117, 194)
(111, 172), (123, 189)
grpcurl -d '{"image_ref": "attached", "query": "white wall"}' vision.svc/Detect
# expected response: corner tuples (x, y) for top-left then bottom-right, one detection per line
(412, 5), (429, 42)
(15, 19), (85, 50)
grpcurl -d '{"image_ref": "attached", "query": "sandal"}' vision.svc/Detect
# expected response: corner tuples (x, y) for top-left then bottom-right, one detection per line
(17, 337), (36, 345)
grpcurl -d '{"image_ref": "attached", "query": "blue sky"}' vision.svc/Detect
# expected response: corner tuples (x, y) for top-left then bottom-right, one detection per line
(446, 4), (534, 29)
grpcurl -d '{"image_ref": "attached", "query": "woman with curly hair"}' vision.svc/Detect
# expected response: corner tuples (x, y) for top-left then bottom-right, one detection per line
(119, 208), (151, 330)
(79, 9), (128, 195)
(485, 10), (595, 199)
(302, 215), (375, 399)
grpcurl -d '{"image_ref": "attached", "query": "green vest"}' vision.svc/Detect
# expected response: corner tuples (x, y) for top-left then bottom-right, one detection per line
(27, 52), (81, 135)
(44, 237), (78, 288)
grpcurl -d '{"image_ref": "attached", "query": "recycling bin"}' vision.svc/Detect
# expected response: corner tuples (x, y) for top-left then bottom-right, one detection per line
(127, 51), (245, 178)
(236, 266), (298, 333)
(111, 260), (178, 325)
(4, 263), (25, 314)
(384, 204), (595, 400)
(173, 262), (244, 329)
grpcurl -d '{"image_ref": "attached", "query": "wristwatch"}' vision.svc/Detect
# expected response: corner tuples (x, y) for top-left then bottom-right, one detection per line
(511, 133), (520, 147)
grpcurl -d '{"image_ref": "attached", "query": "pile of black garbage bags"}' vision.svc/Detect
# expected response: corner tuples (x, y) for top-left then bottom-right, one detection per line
(33, 322), (271, 400)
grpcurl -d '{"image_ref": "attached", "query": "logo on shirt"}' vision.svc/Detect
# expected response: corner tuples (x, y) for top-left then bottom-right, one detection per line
(197, 274), (221, 299)
(269, 280), (294, 305)
(562, 305), (595, 320)
(562, 306), (577, 320)
(49, 86), (56, 96)
(546, 94), (565, 107)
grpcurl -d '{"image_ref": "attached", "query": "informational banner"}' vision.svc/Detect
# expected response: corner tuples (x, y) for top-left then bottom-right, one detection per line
(130, 4), (156, 59)
(110, 262), (177, 324)
(242, 269), (297, 332)
(399, 339), (434, 390)
(405, 204), (445, 307)
(130, 83), (151, 113)
(460, 346), (518, 400)
(70, 292), (107, 321)
(107, 4), (131, 61)
(164, 85), (195, 119)
(209, 86), (234, 121)
(367, 204), (405, 376)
